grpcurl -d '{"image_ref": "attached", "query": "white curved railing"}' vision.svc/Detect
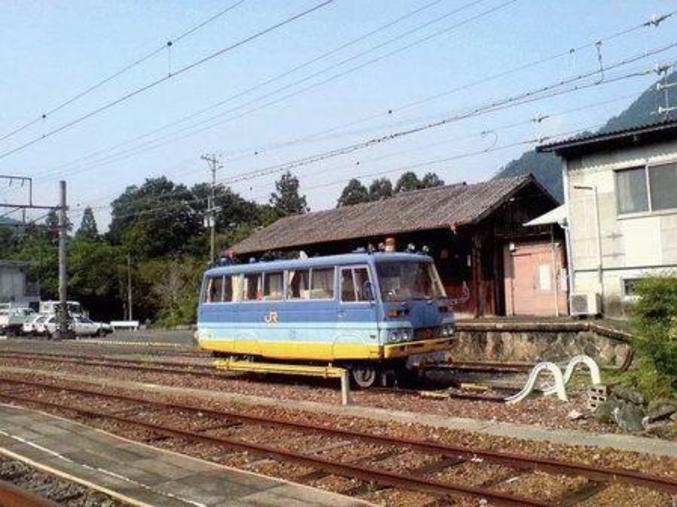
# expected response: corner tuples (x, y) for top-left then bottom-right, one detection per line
(542, 355), (601, 396)
(505, 362), (567, 404)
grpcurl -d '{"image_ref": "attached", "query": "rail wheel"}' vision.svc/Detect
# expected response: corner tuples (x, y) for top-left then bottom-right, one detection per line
(350, 365), (377, 389)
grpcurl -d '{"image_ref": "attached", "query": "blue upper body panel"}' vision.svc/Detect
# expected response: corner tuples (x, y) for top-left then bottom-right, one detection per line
(197, 253), (453, 336)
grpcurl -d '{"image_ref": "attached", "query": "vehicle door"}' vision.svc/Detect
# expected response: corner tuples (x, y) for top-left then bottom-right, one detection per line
(335, 265), (380, 359)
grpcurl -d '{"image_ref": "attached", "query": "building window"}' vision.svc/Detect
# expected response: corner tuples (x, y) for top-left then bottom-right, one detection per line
(616, 162), (677, 215)
(622, 278), (645, 298)
(649, 162), (677, 211)
(616, 167), (648, 214)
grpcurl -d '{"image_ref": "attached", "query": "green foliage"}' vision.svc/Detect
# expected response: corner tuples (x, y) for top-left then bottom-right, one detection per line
(628, 276), (677, 398)
(109, 177), (201, 259)
(75, 207), (99, 241)
(269, 171), (308, 216)
(337, 179), (369, 207)
(394, 171), (421, 193)
(138, 256), (203, 327)
(420, 172), (444, 188)
(368, 177), (393, 201)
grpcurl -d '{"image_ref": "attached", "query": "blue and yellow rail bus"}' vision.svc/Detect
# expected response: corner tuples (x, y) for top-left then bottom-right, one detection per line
(196, 252), (455, 387)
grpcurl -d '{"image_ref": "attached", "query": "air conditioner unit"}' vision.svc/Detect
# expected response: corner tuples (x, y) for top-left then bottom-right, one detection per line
(570, 292), (601, 317)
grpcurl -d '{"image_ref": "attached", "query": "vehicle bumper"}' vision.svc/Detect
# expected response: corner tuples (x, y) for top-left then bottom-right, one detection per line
(382, 337), (455, 359)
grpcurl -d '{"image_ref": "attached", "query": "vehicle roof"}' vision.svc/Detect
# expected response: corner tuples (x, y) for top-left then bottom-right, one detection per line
(205, 252), (432, 276)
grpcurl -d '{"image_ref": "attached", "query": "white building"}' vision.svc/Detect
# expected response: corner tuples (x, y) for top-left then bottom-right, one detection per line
(0, 260), (39, 307)
(539, 119), (677, 317)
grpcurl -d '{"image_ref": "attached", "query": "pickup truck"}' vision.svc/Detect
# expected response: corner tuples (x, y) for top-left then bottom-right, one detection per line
(0, 307), (36, 336)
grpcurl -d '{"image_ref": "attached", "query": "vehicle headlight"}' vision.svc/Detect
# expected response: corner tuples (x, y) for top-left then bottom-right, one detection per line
(386, 328), (412, 343)
(442, 324), (454, 336)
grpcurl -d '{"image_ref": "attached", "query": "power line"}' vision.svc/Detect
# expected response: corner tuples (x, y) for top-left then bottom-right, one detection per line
(64, 71), (664, 222)
(67, 120), (605, 225)
(31, 7), (674, 184)
(31, 0), (495, 181)
(0, 0), (248, 144)
(65, 56), (675, 221)
(0, 0), (336, 162)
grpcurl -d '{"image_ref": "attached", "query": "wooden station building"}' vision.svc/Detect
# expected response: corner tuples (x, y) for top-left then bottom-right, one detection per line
(232, 175), (566, 318)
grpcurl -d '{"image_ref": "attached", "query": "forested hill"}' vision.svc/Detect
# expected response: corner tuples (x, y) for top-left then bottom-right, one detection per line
(493, 70), (677, 201)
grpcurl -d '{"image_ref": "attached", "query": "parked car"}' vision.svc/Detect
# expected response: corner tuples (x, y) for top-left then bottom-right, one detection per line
(0, 307), (36, 336)
(44, 316), (113, 338)
(22, 313), (47, 335)
(33, 315), (53, 336)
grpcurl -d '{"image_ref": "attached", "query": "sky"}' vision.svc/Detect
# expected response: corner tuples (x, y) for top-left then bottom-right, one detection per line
(1, 0), (677, 230)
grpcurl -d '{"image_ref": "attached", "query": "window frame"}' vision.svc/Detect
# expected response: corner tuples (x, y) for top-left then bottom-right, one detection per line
(614, 159), (677, 216)
(339, 265), (373, 304)
(262, 271), (285, 301)
(621, 277), (645, 301)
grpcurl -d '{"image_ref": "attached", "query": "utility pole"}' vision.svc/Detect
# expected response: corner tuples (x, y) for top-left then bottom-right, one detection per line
(0, 177), (70, 338)
(127, 253), (133, 321)
(56, 180), (70, 339)
(201, 153), (222, 262)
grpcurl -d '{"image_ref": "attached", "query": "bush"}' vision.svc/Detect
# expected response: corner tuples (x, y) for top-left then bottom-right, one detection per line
(628, 276), (677, 398)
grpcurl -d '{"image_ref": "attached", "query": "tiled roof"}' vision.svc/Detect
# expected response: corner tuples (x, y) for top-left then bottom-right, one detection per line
(232, 175), (538, 254)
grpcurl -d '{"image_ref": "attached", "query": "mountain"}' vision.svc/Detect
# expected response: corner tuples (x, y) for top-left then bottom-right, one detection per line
(493, 71), (677, 201)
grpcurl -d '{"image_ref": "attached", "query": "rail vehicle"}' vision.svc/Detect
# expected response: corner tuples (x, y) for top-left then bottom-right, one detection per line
(196, 252), (455, 388)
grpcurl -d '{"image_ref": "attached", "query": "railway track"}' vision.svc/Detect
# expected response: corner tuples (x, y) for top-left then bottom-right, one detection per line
(0, 375), (674, 506)
(0, 478), (58, 507)
(0, 350), (509, 400)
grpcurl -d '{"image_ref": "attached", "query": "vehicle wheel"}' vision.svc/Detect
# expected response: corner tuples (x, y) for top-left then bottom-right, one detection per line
(96, 329), (105, 337)
(350, 365), (378, 389)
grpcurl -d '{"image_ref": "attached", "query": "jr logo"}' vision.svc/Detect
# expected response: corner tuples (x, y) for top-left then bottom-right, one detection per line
(264, 311), (279, 324)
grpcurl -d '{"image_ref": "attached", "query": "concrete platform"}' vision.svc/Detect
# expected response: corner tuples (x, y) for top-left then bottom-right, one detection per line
(0, 403), (368, 507)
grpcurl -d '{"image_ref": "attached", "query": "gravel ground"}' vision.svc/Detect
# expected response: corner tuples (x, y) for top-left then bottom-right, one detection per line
(0, 370), (675, 507)
(0, 455), (125, 506)
(0, 347), (630, 435)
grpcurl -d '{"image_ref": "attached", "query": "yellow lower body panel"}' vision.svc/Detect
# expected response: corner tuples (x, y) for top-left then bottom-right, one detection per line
(383, 337), (455, 359)
(214, 359), (346, 378)
(199, 338), (381, 361)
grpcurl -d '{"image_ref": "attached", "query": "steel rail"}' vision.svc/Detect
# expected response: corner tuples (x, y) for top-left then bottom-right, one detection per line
(0, 479), (59, 507)
(1, 376), (675, 496)
(0, 350), (223, 378)
(0, 388), (544, 506)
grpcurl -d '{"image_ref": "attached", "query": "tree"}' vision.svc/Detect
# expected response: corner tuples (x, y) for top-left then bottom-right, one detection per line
(394, 171), (421, 193)
(108, 177), (202, 259)
(368, 178), (393, 201)
(269, 171), (308, 215)
(420, 172), (444, 188)
(337, 179), (369, 207)
(76, 207), (99, 241)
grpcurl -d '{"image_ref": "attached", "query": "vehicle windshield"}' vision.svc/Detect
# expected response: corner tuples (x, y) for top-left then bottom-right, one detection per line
(376, 261), (446, 301)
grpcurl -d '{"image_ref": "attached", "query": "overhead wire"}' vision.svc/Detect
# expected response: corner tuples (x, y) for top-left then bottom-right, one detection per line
(0, 0), (336, 161)
(0, 0), (248, 144)
(31, 0), (499, 181)
(64, 54), (676, 225)
(32, 7), (675, 184)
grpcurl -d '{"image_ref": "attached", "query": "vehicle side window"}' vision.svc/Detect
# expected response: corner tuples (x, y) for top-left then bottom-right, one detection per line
(353, 268), (371, 301)
(310, 268), (334, 299)
(208, 276), (223, 302)
(244, 273), (262, 301)
(263, 272), (284, 300)
(287, 270), (310, 299)
(223, 275), (233, 302)
(341, 268), (356, 302)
